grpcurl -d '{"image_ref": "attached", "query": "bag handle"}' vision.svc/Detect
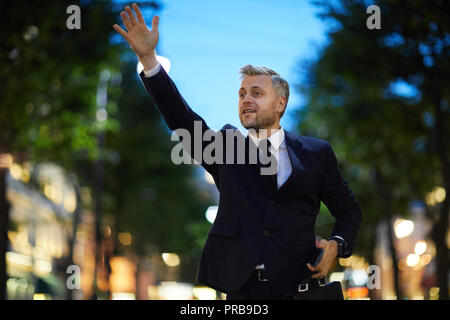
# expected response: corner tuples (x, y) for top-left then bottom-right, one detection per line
(298, 250), (327, 292)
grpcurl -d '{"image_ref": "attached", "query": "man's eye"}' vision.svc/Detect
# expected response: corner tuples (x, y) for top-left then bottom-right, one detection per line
(254, 91), (261, 96)
(239, 93), (245, 98)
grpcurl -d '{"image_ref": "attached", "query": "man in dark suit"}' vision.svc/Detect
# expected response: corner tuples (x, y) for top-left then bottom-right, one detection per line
(114, 4), (362, 300)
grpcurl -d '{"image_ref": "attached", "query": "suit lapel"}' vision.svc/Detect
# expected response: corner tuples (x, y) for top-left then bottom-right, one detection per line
(274, 130), (303, 195)
(284, 130), (303, 175)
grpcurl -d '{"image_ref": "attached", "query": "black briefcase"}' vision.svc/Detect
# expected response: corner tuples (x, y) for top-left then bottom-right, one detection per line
(285, 278), (344, 300)
(285, 249), (344, 300)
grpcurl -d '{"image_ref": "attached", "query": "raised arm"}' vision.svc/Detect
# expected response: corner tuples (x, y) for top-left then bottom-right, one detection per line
(113, 4), (219, 177)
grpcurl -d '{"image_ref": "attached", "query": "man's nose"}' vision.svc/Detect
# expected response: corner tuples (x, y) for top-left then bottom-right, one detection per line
(242, 94), (253, 105)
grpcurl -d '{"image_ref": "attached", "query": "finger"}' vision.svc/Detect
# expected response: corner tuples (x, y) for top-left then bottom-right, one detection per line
(120, 11), (132, 31)
(317, 239), (327, 249)
(311, 272), (325, 279)
(315, 259), (325, 270)
(125, 6), (138, 27)
(306, 263), (318, 272)
(132, 3), (145, 24)
(113, 24), (129, 41)
(310, 268), (323, 278)
(151, 15), (159, 32)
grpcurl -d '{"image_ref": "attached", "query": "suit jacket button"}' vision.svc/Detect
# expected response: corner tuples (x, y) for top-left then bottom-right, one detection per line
(263, 230), (271, 236)
(269, 200), (275, 205)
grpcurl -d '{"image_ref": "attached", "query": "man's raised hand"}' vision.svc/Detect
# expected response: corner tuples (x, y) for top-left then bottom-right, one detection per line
(113, 3), (159, 70)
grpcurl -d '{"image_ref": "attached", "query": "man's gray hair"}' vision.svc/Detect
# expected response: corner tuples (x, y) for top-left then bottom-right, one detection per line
(239, 64), (290, 117)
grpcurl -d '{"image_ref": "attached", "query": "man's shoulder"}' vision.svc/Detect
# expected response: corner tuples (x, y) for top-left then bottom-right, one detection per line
(286, 131), (329, 151)
(219, 124), (245, 137)
(220, 123), (238, 131)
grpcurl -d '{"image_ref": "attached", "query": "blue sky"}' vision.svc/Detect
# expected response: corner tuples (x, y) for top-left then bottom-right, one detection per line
(136, 0), (328, 132)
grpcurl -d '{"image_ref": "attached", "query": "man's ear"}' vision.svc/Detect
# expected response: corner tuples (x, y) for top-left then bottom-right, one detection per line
(277, 97), (286, 113)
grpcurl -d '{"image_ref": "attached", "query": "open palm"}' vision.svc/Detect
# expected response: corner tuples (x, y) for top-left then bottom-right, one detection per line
(113, 4), (159, 61)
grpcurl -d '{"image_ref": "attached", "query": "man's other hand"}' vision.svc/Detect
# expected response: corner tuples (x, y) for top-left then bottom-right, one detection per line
(306, 239), (338, 279)
(113, 3), (159, 70)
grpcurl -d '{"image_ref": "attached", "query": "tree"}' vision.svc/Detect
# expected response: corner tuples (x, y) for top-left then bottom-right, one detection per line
(297, 0), (449, 299)
(0, 0), (122, 299)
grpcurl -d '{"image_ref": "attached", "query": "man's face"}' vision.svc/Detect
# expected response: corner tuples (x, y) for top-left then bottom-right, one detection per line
(238, 75), (284, 130)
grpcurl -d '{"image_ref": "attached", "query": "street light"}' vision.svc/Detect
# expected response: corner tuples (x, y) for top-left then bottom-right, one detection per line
(91, 68), (111, 299)
(406, 253), (420, 267)
(394, 218), (414, 238)
(205, 206), (218, 224)
(425, 186), (446, 206)
(162, 253), (180, 267)
(414, 241), (427, 255)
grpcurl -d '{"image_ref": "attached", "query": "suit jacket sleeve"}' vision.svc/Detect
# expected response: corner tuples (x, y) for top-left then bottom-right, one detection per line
(319, 142), (362, 258)
(139, 67), (218, 178)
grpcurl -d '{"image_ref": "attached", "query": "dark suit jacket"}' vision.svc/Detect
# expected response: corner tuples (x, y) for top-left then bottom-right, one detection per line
(139, 67), (362, 297)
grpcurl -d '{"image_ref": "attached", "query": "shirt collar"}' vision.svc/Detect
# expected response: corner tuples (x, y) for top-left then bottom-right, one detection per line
(247, 127), (285, 151)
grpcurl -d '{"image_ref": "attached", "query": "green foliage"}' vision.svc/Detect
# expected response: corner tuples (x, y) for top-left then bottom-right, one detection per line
(1, 0), (122, 164)
(297, 0), (449, 259)
(1, 0), (209, 283)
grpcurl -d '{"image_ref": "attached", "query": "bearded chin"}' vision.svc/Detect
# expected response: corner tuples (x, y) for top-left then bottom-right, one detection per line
(241, 104), (278, 130)
(244, 115), (277, 130)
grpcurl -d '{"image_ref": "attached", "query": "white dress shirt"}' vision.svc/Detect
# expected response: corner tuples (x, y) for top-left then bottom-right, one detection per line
(247, 127), (293, 189)
(143, 63), (161, 77)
